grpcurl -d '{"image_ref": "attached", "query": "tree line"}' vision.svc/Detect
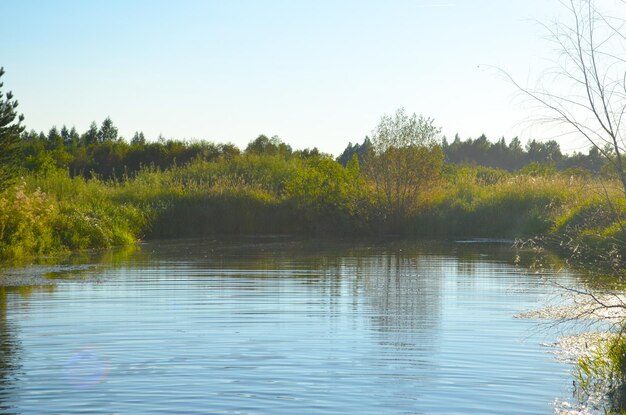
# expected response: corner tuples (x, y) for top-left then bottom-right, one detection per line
(17, 117), (329, 180)
(13, 114), (612, 184)
(338, 133), (607, 175)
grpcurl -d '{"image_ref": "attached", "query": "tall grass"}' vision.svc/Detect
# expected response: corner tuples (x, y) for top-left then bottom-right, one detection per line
(0, 171), (147, 259)
(409, 169), (585, 238)
(114, 156), (302, 237)
(576, 333), (626, 413)
(0, 157), (624, 260)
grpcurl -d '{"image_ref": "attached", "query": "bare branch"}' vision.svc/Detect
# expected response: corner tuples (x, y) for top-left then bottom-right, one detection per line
(502, 0), (626, 195)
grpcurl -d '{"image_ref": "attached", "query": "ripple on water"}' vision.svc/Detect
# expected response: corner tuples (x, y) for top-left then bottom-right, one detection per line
(0, 239), (581, 414)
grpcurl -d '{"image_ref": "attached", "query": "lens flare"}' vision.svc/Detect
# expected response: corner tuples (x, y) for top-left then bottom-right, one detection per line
(63, 346), (109, 389)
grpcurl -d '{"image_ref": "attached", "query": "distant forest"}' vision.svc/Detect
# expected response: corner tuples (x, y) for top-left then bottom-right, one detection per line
(20, 117), (606, 180)
(338, 134), (605, 175)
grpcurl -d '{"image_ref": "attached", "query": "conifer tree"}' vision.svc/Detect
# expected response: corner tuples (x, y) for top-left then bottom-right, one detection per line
(0, 67), (25, 191)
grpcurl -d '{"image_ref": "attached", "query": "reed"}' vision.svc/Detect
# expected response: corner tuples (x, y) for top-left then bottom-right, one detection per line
(0, 158), (623, 260)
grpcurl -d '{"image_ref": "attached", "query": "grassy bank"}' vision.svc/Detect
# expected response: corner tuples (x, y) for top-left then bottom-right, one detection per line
(0, 172), (146, 259)
(1, 155), (623, 262)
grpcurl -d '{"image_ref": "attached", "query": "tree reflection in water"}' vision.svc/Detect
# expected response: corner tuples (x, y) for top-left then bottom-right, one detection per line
(0, 285), (55, 414)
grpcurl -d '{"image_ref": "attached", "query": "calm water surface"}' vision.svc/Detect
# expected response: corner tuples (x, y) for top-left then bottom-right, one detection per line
(0, 238), (580, 414)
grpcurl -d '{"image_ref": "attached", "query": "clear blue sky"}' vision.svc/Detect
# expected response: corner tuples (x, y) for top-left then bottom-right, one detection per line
(0, 0), (622, 154)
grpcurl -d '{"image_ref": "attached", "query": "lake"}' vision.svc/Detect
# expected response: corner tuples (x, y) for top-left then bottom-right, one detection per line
(0, 238), (579, 414)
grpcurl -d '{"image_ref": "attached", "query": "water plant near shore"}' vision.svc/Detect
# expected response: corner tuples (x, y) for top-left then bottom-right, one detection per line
(574, 333), (626, 413)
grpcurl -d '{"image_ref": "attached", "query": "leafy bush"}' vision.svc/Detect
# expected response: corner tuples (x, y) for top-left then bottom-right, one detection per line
(0, 183), (60, 257)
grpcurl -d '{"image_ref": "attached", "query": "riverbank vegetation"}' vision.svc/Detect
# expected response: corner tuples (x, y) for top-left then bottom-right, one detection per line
(2, 128), (624, 263)
(0, 76), (623, 270)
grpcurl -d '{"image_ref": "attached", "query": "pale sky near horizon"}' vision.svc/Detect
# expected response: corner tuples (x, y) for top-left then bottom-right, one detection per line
(1, 0), (623, 155)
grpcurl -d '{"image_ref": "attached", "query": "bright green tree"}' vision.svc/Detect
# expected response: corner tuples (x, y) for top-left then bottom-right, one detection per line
(245, 135), (292, 157)
(363, 108), (443, 227)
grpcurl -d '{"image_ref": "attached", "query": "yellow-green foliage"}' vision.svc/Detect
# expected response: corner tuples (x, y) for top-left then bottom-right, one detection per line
(576, 334), (626, 412)
(1, 155), (625, 260)
(115, 155), (301, 237)
(284, 156), (366, 220)
(552, 196), (626, 234)
(0, 172), (148, 260)
(410, 169), (582, 238)
(548, 185), (626, 261)
(0, 183), (59, 258)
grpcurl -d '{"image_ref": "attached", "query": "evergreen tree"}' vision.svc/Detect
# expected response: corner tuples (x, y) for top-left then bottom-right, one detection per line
(68, 126), (80, 146)
(131, 131), (146, 145)
(82, 122), (99, 145)
(98, 117), (118, 142)
(47, 126), (63, 149)
(61, 125), (70, 143)
(0, 67), (25, 190)
(337, 137), (371, 166)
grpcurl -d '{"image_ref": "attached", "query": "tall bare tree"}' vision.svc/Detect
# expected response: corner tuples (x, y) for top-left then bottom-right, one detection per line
(508, 5), (626, 408)
(505, 0), (626, 195)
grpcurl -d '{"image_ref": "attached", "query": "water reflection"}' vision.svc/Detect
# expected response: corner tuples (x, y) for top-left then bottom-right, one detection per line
(0, 238), (591, 414)
(357, 253), (442, 352)
(0, 289), (18, 415)
(0, 285), (59, 415)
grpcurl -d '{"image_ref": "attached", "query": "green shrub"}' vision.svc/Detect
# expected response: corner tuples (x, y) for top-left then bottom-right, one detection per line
(0, 183), (60, 257)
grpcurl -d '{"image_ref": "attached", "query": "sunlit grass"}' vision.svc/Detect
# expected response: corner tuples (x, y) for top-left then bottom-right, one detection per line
(1, 158), (624, 260)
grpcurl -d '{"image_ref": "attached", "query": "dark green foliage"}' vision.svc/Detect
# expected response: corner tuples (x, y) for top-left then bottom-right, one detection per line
(19, 121), (232, 179)
(149, 193), (301, 237)
(131, 131), (146, 145)
(0, 68), (24, 191)
(410, 191), (555, 238)
(560, 146), (605, 174)
(474, 166), (508, 185)
(337, 137), (371, 166)
(98, 117), (118, 143)
(245, 134), (292, 157)
(18, 117), (609, 186)
(340, 133), (606, 175)
(82, 122), (99, 145)
(443, 134), (605, 173)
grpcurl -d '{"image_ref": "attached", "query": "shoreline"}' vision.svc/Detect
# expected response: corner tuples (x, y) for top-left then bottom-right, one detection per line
(518, 298), (625, 415)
